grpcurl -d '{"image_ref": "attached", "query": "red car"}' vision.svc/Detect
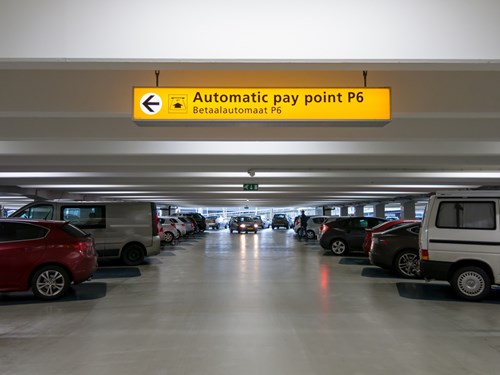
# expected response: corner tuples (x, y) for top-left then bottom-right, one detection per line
(0, 219), (98, 300)
(363, 219), (420, 254)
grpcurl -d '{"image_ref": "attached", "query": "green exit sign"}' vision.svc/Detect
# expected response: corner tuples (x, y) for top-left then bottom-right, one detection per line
(243, 184), (259, 191)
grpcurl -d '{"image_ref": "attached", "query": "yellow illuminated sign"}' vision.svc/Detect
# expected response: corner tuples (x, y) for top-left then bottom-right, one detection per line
(133, 87), (391, 122)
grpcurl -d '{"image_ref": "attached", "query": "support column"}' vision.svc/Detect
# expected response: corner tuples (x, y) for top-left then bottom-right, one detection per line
(374, 203), (385, 218)
(355, 205), (364, 216)
(401, 201), (416, 219)
(340, 206), (349, 216)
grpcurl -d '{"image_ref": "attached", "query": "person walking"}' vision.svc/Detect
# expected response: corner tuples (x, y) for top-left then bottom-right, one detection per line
(299, 210), (308, 239)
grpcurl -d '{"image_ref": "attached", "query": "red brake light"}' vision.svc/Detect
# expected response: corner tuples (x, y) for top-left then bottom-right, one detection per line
(420, 249), (429, 261)
(74, 239), (95, 257)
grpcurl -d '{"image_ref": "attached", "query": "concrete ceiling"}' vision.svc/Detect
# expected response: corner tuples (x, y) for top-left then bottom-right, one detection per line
(1, 62), (500, 209)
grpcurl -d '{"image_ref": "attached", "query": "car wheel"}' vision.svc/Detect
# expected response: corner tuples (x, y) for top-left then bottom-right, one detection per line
(31, 265), (70, 300)
(272, 226), (275, 230)
(237, 230), (241, 234)
(121, 244), (145, 266)
(164, 231), (174, 243)
(394, 250), (419, 278)
(306, 230), (315, 239)
(451, 266), (491, 301)
(330, 239), (348, 255)
(254, 230), (258, 234)
(177, 230), (182, 238)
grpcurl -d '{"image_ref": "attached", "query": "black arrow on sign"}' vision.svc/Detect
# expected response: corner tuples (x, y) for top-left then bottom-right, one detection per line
(142, 94), (160, 112)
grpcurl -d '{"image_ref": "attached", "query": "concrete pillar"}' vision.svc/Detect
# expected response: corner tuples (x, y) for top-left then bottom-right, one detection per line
(355, 205), (364, 216)
(374, 203), (385, 218)
(401, 201), (416, 219)
(340, 206), (349, 216)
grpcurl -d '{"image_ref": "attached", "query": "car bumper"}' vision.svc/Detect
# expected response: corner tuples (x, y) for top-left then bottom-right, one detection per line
(419, 260), (453, 281)
(369, 249), (393, 269)
(72, 257), (98, 284)
(146, 236), (161, 256)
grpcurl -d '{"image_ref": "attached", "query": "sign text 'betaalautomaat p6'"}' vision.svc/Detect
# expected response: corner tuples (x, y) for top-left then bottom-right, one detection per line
(133, 87), (391, 122)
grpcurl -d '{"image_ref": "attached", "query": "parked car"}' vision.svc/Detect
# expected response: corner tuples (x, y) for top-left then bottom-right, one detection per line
(10, 201), (161, 266)
(272, 214), (292, 229)
(175, 213), (207, 232)
(177, 216), (196, 235)
(253, 215), (269, 229)
(168, 216), (187, 237)
(229, 216), (258, 233)
(302, 215), (332, 239)
(363, 219), (421, 254)
(420, 190), (500, 301)
(158, 217), (179, 243)
(369, 222), (421, 278)
(319, 216), (387, 255)
(206, 215), (228, 230)
(160, 216), (186, 237)
(0, 219), (98, 300)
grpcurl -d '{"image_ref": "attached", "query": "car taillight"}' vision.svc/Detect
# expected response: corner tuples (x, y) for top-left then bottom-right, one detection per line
(420, 249), (429, 261)
(153, 214), (159, 236)
(74, 239), (95, 257)
(320, 224), (327, 232)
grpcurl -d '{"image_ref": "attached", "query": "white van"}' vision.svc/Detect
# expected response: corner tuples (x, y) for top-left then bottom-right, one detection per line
(11, 201), (161, 266)
(419, 190), (500, 301)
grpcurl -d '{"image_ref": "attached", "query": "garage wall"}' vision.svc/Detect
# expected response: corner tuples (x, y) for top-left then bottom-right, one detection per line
(0, 0), (499, 61)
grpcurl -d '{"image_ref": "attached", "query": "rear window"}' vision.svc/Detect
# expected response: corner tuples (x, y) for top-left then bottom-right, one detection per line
(436, 201), (496, 230)
(274, 214), (285, 219)
(0, 222), (48, 242)
(61, 222), (89, 238)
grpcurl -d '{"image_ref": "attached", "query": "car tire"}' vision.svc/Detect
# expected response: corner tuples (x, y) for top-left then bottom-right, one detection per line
(121, 244), (145, 266)
(272, 226), (275, 230)
(330, 239), (348, 255)
(164, 231), (175, 243)
(306, 230), (315, 239)
(254, 230), (258, 234)
(451, 266), (491, 301)
(31, 265), (70, 300)
(394, 250), (419, 278)
(230, 229), (233, 233)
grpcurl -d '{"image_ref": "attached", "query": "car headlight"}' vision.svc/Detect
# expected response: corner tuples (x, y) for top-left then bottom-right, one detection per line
(239, 224), (246, 228)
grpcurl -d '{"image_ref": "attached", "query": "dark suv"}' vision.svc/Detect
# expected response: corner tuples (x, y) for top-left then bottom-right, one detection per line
(319, 216), (387, 255)
(272, 214), (292, 229)
(176, 213), (207, 232)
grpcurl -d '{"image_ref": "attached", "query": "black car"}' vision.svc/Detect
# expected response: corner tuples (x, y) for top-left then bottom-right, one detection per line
(319, 216), (387, 255)
(369, 222), (421, 278)
(272, 214), (292, 229)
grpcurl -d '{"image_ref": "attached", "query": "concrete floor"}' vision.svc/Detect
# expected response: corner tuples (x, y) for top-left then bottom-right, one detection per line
(2, 228), (500, 375)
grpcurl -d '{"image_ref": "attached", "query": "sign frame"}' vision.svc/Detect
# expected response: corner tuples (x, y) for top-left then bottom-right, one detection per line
(133, 87), (391, 126)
